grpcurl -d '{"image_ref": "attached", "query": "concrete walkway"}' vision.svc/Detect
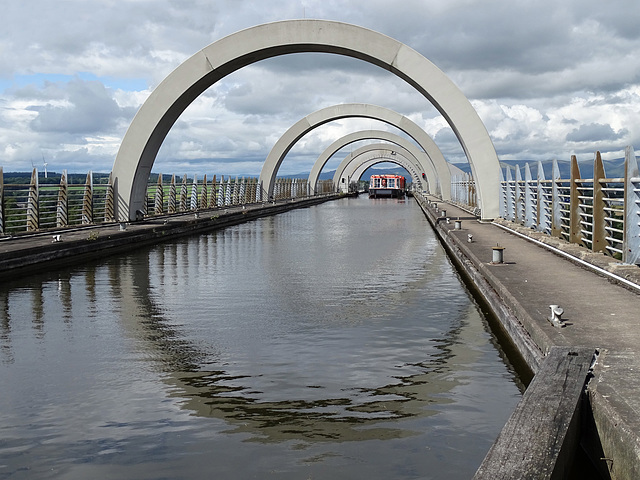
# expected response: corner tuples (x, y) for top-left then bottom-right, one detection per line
(417, 195), (640, 480)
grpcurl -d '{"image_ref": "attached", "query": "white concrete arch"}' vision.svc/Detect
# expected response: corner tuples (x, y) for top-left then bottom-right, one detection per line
(263, 104), (451, 199)
(352, 152), (421, 188)
(112, 19), (499, 220)
(349, 155), (417, 186)
(309, 130), (435, 194)
(333, 143), (423, 191)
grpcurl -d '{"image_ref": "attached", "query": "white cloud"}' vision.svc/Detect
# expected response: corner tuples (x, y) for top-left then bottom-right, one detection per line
(0, 0), (639, 175)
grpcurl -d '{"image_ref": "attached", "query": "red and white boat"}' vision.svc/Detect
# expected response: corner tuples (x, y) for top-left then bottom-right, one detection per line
(369, 174), (405, 198)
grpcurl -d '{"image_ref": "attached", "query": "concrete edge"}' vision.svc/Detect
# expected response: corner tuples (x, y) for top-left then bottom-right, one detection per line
(587, 350), (640, 480)
(414, 195), (544, 373)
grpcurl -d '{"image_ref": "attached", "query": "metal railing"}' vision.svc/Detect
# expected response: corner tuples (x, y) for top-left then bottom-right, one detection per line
(499, 146), (640, 265)
(450, 172), (477, 212)
(0, 168), (336, 235)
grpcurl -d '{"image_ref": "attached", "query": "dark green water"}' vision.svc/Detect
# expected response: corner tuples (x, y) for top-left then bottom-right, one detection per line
(0, 196), (522, 479)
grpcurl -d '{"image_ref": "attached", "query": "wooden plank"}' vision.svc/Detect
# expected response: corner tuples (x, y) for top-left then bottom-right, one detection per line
(474, 347), (596, 480)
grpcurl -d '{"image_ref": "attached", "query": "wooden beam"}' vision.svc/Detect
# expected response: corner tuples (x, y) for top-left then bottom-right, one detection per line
(474, 347), (596, 480)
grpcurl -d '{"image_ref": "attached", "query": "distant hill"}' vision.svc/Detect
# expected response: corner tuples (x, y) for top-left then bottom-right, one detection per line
(450, 157), (631, 179)
(1, 171), (111, 185)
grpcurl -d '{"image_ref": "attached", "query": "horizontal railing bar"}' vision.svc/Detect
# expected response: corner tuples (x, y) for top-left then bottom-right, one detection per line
(604, 224), (624, 233)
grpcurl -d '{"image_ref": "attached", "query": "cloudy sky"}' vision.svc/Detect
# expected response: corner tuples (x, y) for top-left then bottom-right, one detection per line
(1, 0), (639, 177)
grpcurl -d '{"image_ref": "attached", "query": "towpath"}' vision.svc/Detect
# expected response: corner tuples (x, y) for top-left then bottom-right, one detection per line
(417, 194), (640, 479)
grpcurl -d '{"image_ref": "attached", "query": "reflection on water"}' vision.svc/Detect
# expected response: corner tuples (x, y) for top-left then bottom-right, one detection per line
(0, 196), (522, 479)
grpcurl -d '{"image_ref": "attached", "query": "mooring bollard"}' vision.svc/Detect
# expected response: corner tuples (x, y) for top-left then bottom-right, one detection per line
(441, 209), (447, 217)
(454, 218), (462, 230)
(548, 304), (565, 327)
(467, 234), (473, 243)
(492, 244), (505, 263)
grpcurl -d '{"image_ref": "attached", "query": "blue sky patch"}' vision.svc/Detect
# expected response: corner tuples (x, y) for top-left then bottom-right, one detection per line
(0, 72), (147, 93)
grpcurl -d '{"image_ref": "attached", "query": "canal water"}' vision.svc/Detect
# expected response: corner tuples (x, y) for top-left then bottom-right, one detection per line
(0, 196), (523, 479)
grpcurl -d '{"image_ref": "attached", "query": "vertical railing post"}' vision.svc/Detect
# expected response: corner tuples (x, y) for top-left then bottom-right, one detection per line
(569, 155), (582, 244)
(499, 168), (506, 218)
(515, 165), (523, 224)
(592, 152), (606, 252)
(524, 163), (536, 228)
(218, 175), (225, 206)
(0, 167), (4, 234)
(154, 174), (164, 215)
(168, 175), (177, 214)
(82, 171), (93, 224)
(551, 159), (563, 238)
(27, 168), (39, 231)
(201, 174), (208, 210)
(57, 170), (69, 227)
(623, 146), (640, 264)
(227, 177), (233, 205)
(537, 161), (548, 233)
(232, 176), (239, 205)
(180, 174), (188, 211)
(505, 167), (514, 221)
(257, 180), (263, 202)
(190, 174), (198, 211)
(240, 177), (246, 204)
(104, 172), (115, 223)
(210, 175), (217, 208)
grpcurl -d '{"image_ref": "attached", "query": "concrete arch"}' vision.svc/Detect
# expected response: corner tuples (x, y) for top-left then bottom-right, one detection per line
(112, 19), (499, 220)
(347, 151), (422, 189)
(350, 155), (417, 187)
(263, 103), (451, 199)
(309, 130), (435, 193)
(333, 143), (423, 191)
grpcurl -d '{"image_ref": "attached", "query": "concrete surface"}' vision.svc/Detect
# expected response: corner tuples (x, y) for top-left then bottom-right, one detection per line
(417, 195), (640, 480)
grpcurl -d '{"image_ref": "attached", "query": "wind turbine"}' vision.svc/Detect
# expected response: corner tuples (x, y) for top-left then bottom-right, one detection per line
(42, 154), (48, 178)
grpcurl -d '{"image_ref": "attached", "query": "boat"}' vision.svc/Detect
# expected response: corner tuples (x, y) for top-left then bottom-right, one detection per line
(368, 174), (405, 198)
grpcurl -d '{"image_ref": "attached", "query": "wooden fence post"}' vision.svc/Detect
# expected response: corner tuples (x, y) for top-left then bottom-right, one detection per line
(569, 156), (581, 244)
(27, 168), (39, 231)
(57, 170), (69, 227)
(104, 172), (115, 223)
(180, 174), (187, 211)
(168, 175), (176, 214)
(82, 171), (93, 224)
(154, 174), (164, 215)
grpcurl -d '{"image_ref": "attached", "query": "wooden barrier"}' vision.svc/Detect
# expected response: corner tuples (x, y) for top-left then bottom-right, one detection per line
(474, 347), (596, 479)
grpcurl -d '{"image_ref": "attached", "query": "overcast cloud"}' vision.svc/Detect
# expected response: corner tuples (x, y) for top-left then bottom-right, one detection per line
(1, 0), (639, 176)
